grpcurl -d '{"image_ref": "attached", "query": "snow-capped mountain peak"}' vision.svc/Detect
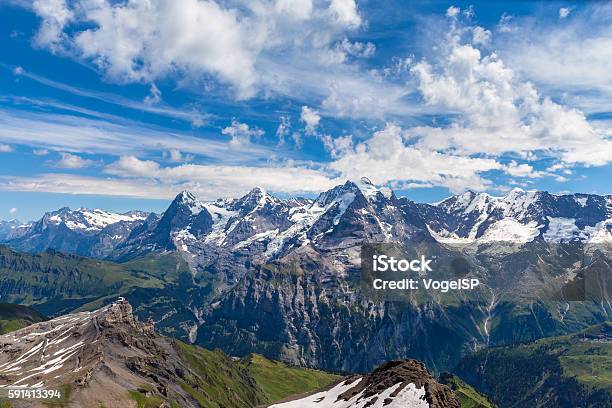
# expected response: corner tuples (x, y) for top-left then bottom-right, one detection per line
(42, 207), (148, 232)
(354, 177), (393, 201)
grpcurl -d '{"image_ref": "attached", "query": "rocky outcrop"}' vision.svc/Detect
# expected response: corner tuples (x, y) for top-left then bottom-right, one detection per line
(0, 299), (265, 407)
(269, 359), (460, 408)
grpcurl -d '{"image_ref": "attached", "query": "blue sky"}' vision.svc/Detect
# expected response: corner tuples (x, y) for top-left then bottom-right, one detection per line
(0, 0), (611, 221)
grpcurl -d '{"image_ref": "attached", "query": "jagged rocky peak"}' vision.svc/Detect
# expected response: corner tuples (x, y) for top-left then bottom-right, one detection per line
(172, 190), (204, 212)
(231, 185), (280, 213)
(0, 299), (232, 407)
(437, 190), (497, 213)
(270, 359), (460, 408)
(315, 180), (362, 207)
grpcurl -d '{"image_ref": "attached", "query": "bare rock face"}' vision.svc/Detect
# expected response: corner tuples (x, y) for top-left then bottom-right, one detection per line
(0, 299), (261, 407)
(270, 359), (460, 408)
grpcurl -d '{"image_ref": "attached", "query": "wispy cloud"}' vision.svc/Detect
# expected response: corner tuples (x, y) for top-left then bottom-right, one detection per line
(4, 63), (209, 126)
(0, 109), (276, 164)
(0, 161), (339, 200)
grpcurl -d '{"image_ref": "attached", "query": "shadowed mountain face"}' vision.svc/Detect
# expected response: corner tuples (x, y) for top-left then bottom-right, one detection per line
(0, 303), (46, 334)
(0, 300), (340, 408)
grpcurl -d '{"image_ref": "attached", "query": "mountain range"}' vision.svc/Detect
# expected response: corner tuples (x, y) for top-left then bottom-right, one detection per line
(3, 178), (611, 260)
(0, 179), (610, 376)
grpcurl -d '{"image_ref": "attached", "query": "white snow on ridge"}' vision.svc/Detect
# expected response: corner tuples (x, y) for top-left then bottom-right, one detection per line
(575, 196), (588, 207)
(543, 217), (580, 242)
(47, 208), (147, 232)
(480, 219), (542, 243)
(354, 177), (392, 200)
(269, 378), (429, 408)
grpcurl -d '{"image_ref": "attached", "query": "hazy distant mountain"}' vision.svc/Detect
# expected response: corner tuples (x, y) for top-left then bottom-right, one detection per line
(5, 207), (149, 258)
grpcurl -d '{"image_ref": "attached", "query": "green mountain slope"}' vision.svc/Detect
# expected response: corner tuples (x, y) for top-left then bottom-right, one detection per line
(241, 353), (342, 403)
(0, 303), (46, 334)
(439, 373), (497, 408)
(173, 345), (341, 407)
(455, 322), (612, 408)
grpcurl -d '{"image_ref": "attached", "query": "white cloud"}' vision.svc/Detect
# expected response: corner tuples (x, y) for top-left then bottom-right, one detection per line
(275, 115), (291, 145)
(497, 13), (514, 33)
(27, 0), (365, 100)
(300, 106), (321, 135)
(222, 120), (265, 148)
(496, 4), (612, 115)
(13, 67), (208, 126)
(446, 6), (460, 18)
(0, 144), (14, 152)
(275, 0), (313, 21)
(53, 152), (94, 169)
(0, 156), (339, 199)
(329, 124), (501, 192)
(13, 66), (24, 76)
(0, 109), (272, 163)
(321, 134), (352, 158)
(143, 83), (162, 105)
(31, 0), (73, 51)
(471, 26), (491, 45)
(336, 38), (376, 59)
(409, 25), (612, 167)
(559, 7), (571, 19)
(329, 0), (361, 28)
(503, 161), (547, 178)
(105, 155), (160, 177)
(33, 148), (49, 156)
(9, 208), (17, 215)
(163, 148), (194, 163)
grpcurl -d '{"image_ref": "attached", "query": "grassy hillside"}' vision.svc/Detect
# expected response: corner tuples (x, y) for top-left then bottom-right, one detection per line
(0, 245), (175, 316)
(172, 342), (341, 407)
(456, 322), (612, 408)
(0, 303), (46, 334)
(439, 373), (497, 408)
(241, 353), (342, 402)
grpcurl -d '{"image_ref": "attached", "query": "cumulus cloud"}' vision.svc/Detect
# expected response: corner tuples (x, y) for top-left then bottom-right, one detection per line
(329, 124), (501, 192)
(503, 161), (547, 178)
(446, 6), (460, 18)
(0, 144), (13, 152)
(31, 0), (73, 51)
(222, 120), (265, 149)
(336, 38), (376, 59)
(300, 106), (321, 135)
(27, 0), (365, 100)
(9, 208), (17, 215)
(409, 18), (612, 167)
(53, 152), (94, 169)
(163, 148), (194, 163)
(559, 7), (571, 19)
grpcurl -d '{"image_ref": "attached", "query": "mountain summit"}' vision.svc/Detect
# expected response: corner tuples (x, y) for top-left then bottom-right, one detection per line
(0, 299), (267, 407)
(270, 359), (460, 408)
